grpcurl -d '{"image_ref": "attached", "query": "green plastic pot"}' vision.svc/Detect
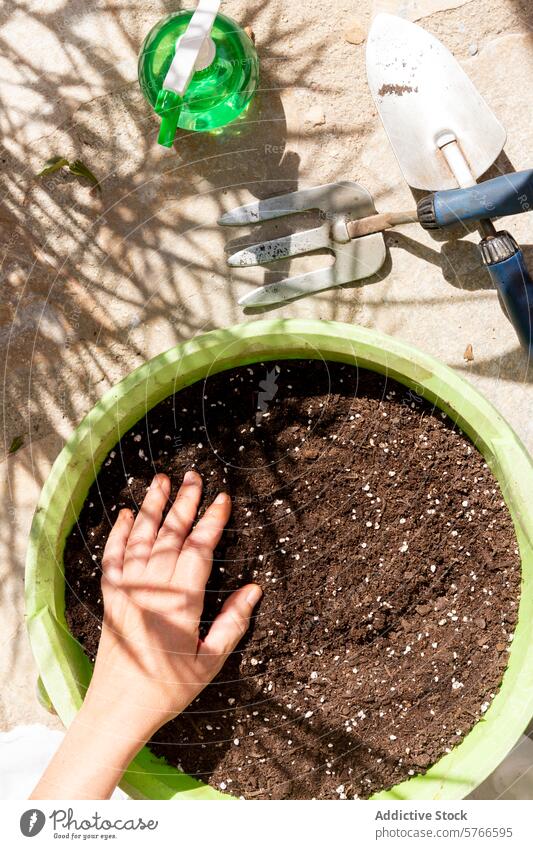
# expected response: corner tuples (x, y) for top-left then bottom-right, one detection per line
(25, 319), (533, 800)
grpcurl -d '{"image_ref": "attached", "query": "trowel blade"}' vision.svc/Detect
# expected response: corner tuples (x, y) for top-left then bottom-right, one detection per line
(366, 14), (507, 191)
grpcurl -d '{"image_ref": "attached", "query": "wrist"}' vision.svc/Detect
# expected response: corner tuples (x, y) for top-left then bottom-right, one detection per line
(77, 693), (150, 758)
(79, 684), (171, 750)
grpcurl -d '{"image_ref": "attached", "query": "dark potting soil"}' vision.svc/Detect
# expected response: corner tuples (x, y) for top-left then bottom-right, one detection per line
(64, 360), (521, 800)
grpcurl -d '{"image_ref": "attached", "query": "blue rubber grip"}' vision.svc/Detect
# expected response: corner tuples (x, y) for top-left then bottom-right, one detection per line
(486, 250), (533, 352)
(433, 170), (533, 228)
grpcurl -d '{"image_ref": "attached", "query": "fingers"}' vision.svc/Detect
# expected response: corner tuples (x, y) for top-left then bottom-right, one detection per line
(172, 492), (232, 604)
(146, 470), (202, 582)
(101, 508), (134, 595)
(197, 584), (263, 672)
(122, 473), (171, 576)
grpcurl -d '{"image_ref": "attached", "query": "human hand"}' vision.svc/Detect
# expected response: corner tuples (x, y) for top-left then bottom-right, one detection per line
(84, 470), (262, 743)
(31, 470), (261, 800)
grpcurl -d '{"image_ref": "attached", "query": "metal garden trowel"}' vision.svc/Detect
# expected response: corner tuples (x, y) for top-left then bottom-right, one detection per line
(367, 13), (533, 353)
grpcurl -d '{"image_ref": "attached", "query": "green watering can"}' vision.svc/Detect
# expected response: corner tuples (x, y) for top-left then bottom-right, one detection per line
(138, 0), (259, 146)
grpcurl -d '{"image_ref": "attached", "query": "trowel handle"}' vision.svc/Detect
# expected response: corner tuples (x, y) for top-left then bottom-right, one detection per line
(418, 170), (533, 229)
(480, 231), (533, 352)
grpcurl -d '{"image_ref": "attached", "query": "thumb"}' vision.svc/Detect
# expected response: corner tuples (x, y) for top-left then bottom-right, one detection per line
(197, 584), (263, 674)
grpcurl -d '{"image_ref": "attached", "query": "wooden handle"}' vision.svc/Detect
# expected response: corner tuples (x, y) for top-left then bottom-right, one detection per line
(346, 210), (418, 239)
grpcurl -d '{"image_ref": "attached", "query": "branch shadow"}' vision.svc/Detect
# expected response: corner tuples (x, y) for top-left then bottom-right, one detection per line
(3, 0), (531, 731)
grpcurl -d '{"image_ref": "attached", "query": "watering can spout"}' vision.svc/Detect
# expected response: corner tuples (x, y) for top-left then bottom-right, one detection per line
(155, 89), (183, 148)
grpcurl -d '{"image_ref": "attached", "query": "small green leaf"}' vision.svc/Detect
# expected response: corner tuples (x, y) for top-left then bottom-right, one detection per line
(68, 159), (101, 192)
(36, 156), (69, 177)
(8, 435), (24, 455)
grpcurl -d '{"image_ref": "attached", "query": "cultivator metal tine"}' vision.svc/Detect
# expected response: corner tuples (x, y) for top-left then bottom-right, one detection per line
(239, 267), (341, 306)
(219, 182), (372, 225)
(239, 235), (387, 307)
(227, 224), (331, 267)
(219, 194), (304, 225)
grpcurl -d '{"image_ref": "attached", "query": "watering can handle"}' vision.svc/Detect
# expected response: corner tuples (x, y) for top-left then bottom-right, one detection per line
(156, 0), (221, 148)
(480, 232), (533, 353)
(418, 170), (533, 229)
(163, 0), (220, 97)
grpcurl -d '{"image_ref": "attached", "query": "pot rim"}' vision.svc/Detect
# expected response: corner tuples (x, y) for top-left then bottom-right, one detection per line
(25, 319), (533, 800)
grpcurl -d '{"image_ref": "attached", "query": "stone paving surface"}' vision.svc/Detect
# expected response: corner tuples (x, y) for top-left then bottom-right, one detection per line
(1, 0), (532, 795)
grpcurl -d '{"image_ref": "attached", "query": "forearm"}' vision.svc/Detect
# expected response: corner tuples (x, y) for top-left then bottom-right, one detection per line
(30, 698), (147, 800)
